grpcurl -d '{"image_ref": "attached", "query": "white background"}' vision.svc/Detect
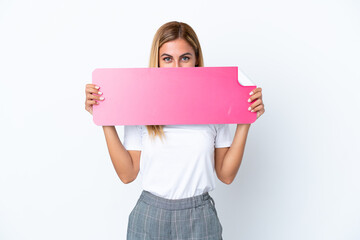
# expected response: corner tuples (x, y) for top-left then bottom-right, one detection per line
(1, 0), (359, 239)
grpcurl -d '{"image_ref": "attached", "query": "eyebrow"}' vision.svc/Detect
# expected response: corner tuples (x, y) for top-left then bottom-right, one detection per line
(160, 52), (193, 58)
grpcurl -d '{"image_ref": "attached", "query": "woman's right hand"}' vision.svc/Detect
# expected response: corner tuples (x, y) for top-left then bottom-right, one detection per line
(85, 83), (104, 115)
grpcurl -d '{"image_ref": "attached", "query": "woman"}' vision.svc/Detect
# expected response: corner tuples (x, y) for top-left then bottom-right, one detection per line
(85, 21), (265, 239)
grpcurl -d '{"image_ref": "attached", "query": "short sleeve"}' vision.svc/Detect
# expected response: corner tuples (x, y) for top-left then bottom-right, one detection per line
(215, 124), (233, 148)
(123, 125), (142, 150)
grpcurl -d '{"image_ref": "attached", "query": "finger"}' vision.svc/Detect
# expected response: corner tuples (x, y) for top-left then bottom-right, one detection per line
(247, 92), (262, 103)
(86, 86), (102, 95)
(249, 87), (262, 96)
(85, 83), (100, 90)
(86, 99), (99, 106)
(249, 99), (263, 111)
(251, 103), (264, 113)
(85, 105), (94, 115)
(256, 109), (265, 119)
(85, 105), (93, 111)
(87, 93), (104, 101)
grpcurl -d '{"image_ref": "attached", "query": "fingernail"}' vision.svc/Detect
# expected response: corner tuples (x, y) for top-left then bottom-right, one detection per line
(100, 97), (104, 100)
(95, 86), (100, 89)
(98, 91), (102, 95)
(251, 110), (254, 112)
(248, 107), (251, 111)
(248, 98), (251, 102)
(249, 91), (253, 95)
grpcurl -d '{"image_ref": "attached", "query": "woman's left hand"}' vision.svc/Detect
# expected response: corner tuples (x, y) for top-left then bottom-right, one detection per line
(248, 87), (265, 119)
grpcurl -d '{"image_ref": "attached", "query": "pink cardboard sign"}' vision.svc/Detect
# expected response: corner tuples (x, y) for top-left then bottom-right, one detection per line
(92, 66), (257, 126)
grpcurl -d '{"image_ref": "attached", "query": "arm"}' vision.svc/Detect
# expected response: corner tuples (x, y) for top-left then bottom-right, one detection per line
(215, 124), (251, 184)
(215, 87), (265, 184)
(102, 126), (139, 184)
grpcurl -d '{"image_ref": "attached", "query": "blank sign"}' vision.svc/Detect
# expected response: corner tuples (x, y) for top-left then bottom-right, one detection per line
(92, 66), (257, 126)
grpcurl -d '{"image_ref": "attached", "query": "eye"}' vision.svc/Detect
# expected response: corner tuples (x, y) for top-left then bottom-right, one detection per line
(163, 57), (171, 62)
(182, 56), (190, 61)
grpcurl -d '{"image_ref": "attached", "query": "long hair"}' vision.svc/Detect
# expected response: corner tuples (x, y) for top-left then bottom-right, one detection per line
(146, 21), (205, 141)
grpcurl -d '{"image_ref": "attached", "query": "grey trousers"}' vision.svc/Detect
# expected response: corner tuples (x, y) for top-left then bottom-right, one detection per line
(127, 190), (223, 240)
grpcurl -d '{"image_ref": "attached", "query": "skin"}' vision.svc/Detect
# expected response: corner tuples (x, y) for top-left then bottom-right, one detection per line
(84, 37), (265, 184)
(158, 38), (198, 68)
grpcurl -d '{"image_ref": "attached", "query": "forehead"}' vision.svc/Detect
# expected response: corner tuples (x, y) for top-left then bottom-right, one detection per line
(159, 38), (195, 55)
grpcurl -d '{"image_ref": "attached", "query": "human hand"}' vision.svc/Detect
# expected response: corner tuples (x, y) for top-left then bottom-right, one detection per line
(85, 83), (104, 115)
(247, 87), (265, 119)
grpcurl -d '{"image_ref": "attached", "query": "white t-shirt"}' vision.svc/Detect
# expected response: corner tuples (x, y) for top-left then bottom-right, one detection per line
(123, 124), (233, 199)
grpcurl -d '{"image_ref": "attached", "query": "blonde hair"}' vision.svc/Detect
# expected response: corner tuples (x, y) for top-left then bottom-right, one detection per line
(146, 21), (205, 141)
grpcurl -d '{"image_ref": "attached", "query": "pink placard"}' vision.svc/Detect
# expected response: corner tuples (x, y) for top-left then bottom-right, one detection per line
(92, 66), (257, 126)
